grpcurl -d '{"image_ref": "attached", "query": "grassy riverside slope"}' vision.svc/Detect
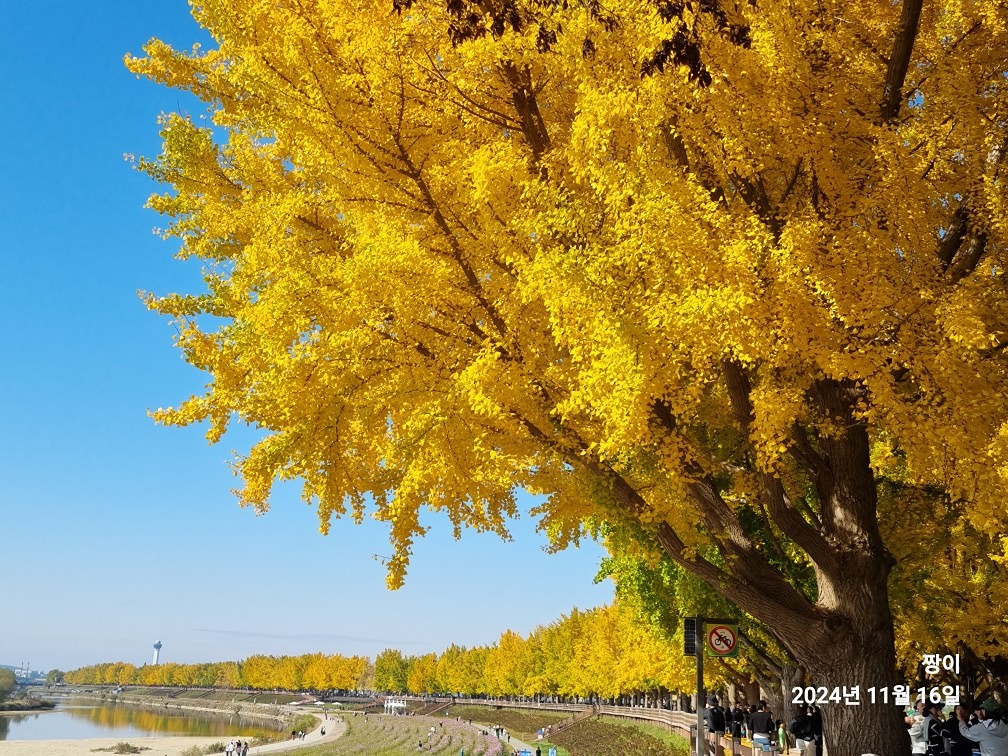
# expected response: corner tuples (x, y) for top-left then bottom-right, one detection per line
(264, 714), (503, 756)
(445, 705), (690, 756)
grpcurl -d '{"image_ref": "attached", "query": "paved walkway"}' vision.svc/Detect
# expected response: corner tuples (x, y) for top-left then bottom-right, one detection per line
(466, 720), (544, 756)
(250, 705), (552, 756)
(249, 709), (348, 754)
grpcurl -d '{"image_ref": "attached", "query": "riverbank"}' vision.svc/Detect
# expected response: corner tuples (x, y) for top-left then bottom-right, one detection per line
(53, 689), (294, 729)
(0, 714), (346, 756)
(0, 689), (348, 756)
(0, 702), (55, 713)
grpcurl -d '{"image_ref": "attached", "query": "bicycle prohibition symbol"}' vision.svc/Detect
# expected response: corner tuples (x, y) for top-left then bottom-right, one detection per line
(706, 625), (738, 657)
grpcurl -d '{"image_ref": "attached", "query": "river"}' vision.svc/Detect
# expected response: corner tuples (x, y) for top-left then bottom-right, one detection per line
(0, 698), (281, 741)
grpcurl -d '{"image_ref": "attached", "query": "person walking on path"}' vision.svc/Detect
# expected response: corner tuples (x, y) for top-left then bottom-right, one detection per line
(704, 696), (726, 746)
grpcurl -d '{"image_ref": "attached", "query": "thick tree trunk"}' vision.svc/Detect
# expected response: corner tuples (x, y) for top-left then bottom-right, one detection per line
(654, 378), (912, 754)
(742, 681), (760, 706)
(774, 553), (910, 756)
(762, 665), (803, 727)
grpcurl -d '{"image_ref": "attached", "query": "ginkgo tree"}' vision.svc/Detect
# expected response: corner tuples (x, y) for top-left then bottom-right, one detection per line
(128, 0), (1007, 752)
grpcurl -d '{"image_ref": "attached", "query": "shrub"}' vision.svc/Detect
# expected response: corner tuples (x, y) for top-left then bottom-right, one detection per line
(110, 743), (145, 754)
(288, 713), (319, 734)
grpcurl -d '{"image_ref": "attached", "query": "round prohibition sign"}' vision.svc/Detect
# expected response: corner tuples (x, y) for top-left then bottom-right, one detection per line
(707, 625), (738, 656)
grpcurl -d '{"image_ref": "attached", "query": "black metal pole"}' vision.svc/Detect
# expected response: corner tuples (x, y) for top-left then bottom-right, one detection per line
(696, 615), (704, 756)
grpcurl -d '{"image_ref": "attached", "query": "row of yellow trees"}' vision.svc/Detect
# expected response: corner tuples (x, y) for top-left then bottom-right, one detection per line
(65, 601), (698, 699)
(64, 653), (370, 692)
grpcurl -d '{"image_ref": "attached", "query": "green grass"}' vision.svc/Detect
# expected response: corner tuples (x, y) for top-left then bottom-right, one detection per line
(444, 706), (572, 756)
(442, 706), (690, 756)
(446, 705), (567, 741)
(600, 715), (691, 750)
(289, 713), (323, 733)
(550, 717), (690, 756)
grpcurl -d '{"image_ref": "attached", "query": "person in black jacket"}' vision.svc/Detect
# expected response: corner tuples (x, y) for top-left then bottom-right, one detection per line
(730, 704), (744, 740)
(809, 705), (823, 756)
(923, 702), (945, 755)
(704, 695), (726, 753)
(750, 701), (775, 749)
(791, 706), (816, 755)
(943, 704), (980, 756)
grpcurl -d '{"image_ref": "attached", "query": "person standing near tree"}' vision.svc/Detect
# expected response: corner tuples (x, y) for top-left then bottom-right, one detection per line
(727, 703), (740, 740)
(958, 700), (1008, 756)
(749, 701), (774, 749)
(944, 704), (979, 756)
(810, 706), (823, 756)
(924, 703), (945, 756)
(704, 695), (726, 749)
(908, 700), (928, 755)
(791, 706), (816, 756)
(732, 703), (746, 740)
(777, 719), (789, 752)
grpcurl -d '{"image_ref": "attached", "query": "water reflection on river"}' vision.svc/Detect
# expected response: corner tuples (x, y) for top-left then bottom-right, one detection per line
(0, 698), (281, 741)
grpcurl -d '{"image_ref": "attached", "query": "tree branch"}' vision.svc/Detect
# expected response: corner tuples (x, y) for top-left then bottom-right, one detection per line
(937, 202), (970, 269)
(501, 62), (552, 164)
(879, 0), (924, 123)
(947, 231), (988, 284)
(721, 360), (836, 571)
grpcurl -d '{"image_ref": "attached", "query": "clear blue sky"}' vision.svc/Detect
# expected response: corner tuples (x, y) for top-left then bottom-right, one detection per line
(0, 1), (613, 675)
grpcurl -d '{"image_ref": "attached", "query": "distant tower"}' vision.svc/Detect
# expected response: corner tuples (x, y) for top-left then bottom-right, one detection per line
(152, 641), (162, 666)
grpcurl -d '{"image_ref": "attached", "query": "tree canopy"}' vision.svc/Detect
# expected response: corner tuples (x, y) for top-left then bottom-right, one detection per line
(0, 669), (16, 703)
(128, 0), (1008, 752)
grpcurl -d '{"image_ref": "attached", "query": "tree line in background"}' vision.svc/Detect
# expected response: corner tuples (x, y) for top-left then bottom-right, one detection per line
(64, 653), (369, 693)
(63, 601), (697, 701)
(62, 571), (1001, 718)
(54, 550), (1008, 724)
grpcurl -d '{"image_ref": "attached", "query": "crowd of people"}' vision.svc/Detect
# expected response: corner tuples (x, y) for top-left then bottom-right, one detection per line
(702, 694), (1008, 755)
(703, 696), (820, 754)
(906, 697), (1008, 755)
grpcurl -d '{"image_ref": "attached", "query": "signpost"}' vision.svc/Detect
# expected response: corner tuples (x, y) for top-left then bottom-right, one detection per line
(684, 616), (738, 756)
